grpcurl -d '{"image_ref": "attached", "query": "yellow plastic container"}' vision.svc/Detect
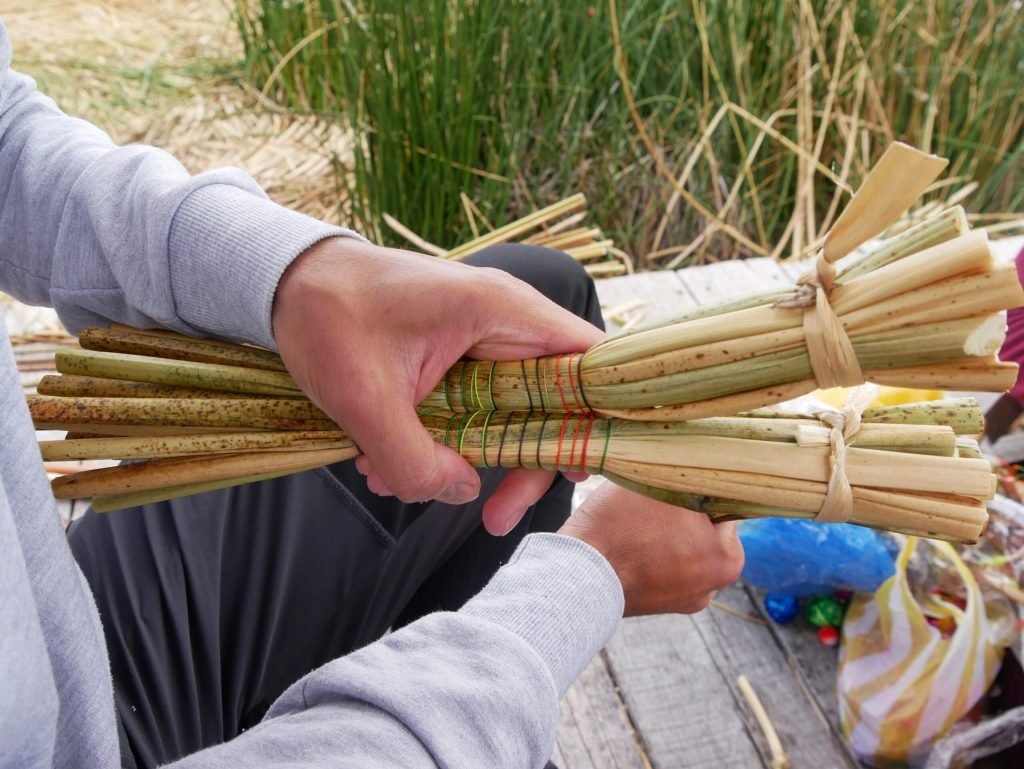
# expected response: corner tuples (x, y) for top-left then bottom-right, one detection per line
(812, 386), (946, 410)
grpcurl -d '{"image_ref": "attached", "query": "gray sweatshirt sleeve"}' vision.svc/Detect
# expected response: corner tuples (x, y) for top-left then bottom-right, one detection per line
(166, 534), (624, 769)
(0, 20), (356, 349)
(2, 21), (627, 768)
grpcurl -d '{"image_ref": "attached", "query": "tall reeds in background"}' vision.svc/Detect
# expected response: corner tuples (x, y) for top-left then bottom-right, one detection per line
(236, 0), (1023, 264)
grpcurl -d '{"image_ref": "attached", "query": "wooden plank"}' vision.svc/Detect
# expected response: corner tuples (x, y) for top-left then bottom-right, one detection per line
(595, 271), (696, 333)
(776, 258), (813, 283)
(741, 257), (798, 290)
(708, 587), (858, 768)
(763, 616), (843, 724)
(605, 585), (858, 769)
(680, 259), (770, 306)
(554, 653), (649, 769)
(605, 610), (764, 769)
(745, 585), (859, 763)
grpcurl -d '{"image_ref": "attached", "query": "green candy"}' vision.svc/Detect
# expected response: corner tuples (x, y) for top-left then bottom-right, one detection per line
(805, 596), (845, 628)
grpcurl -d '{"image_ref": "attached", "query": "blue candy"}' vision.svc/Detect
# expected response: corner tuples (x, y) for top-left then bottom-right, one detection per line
(764, 592), (800, 624)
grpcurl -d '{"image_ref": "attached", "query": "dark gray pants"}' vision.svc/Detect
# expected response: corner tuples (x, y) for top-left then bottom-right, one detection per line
(67, 245), (603, 768)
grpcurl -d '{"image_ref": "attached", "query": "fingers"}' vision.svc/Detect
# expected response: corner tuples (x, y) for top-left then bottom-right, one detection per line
(713, 520), (745, 586)
(562, 470), (589, 484)
(667, 514), (744, 596)
(343, 397), (481, 504)
(464, 269), (605, 361)
(481, 468), (558, 535)
(273, 241), (604, 506)
(559, 482), (746, 617)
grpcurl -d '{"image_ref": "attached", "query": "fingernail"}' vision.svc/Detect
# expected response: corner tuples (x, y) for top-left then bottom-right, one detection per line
(438, 480), (479, 505)
(497, 507), (527, 537)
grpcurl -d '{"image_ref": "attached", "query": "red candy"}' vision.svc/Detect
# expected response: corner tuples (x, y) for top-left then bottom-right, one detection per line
(818, 626), (840, 647)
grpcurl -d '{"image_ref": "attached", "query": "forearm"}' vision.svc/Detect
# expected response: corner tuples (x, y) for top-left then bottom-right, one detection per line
(0, 23), (356, 348)
(166, 534), (624, 768)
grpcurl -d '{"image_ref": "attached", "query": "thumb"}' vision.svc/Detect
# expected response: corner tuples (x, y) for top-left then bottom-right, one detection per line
(466, 284), (605, 361)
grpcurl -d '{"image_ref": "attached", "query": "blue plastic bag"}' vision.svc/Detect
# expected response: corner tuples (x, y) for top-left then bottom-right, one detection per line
(739, 518), (897, 596)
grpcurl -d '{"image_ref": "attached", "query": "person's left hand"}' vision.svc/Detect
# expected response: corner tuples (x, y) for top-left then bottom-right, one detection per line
(558, 482), (745, 616)
(272, 237), (604, 535)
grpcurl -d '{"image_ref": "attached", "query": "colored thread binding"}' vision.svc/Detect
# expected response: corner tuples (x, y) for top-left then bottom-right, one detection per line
(521, 359), (534, 411)
(496, 411), (516, 468)
(554, 354), (572, 413)
(448, 410), (608, 475)
(598, 419), (612, 474)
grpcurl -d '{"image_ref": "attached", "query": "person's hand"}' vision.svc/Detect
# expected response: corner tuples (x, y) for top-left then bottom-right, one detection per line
(272, 237), (604, 531)
(559, 482), (745, 616)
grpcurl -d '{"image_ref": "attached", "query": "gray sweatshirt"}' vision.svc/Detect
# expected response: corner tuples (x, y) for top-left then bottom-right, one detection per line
(0, 21), (623, 769)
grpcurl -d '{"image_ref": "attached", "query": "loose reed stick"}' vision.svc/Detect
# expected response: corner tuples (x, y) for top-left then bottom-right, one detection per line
(737, 675), (790, 769)
(28, 395), (334, 431)
(56, 349), (302, 396)
(51, 447), (355, 500)
(444, 194), (587, 261)
(79, 327), (287, 371)
(39, 431), (348, 461)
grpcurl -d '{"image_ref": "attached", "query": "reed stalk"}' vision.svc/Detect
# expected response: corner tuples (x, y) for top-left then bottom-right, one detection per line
(56, 349), (302, 396)
(39, 431), (349, 461)
(36, 374), (294, 400)
(79, 327), (287, 371)
(28, 395), (334, 431)
(51, 447), (354, 500)
(43, 400), (994, 541)
(90, 469), (310, 513)
(444, 194), (587, 260)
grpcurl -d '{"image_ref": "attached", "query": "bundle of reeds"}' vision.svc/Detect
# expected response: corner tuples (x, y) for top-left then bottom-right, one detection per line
(384, 193), (632, 277)
(28, 362), (993, 541)
(422, 145), (1023, 419)
(21, 145), (1017, 541)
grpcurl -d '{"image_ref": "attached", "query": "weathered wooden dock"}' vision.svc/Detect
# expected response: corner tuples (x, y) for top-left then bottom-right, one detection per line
(552, 257), (858, 769)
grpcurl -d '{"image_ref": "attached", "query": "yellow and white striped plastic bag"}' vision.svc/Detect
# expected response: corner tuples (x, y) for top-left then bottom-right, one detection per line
(838, 537), (1004, 766)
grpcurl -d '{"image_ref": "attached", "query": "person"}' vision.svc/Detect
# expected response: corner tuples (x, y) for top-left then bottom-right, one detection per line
(0, 19), (743, 769)
(984, 246), (1024, 445)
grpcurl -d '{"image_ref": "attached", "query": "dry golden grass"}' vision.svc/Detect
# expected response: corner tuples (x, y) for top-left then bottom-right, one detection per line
(3, 0), (349, 221)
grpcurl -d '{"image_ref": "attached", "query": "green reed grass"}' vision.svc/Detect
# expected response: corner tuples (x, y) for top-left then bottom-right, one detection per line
(235, 0), (1024, 262)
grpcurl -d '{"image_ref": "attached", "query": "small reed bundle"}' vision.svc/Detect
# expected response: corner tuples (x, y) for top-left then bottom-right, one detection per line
(385, 193), (632, 277)
(28, 368), (993, 541)
(9, 328), (77, 391)
(420, 145), (1023, 419)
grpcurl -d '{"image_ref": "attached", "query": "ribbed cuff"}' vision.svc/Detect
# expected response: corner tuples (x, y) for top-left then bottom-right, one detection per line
(460, 533), (624, 696)
(167, 184), (364, 349)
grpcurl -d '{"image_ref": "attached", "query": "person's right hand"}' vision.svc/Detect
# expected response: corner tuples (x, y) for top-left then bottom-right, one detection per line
(558, 482), (744, 616)
(272, 237), (603, 531)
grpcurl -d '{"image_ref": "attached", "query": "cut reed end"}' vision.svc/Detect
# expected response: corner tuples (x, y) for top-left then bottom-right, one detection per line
(965, 313), (1007, 356)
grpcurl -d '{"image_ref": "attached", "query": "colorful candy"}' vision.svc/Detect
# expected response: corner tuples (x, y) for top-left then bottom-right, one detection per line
(764, 593), (800, 624)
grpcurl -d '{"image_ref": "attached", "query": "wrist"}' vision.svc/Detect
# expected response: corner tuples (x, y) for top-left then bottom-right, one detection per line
(271, 235), (374, 343)
(169, 183), (360, 348)
(557, 518), (632, 598)
(461, 533), (624, 695)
